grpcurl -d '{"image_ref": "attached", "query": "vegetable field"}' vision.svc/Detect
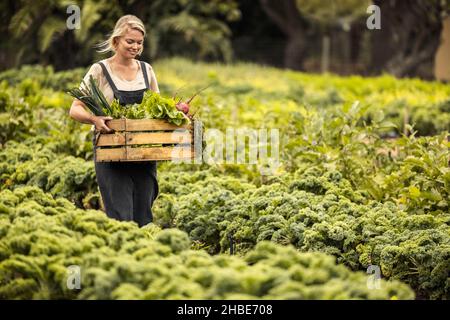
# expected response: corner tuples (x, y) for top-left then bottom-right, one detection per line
(0, 58), (449, 300)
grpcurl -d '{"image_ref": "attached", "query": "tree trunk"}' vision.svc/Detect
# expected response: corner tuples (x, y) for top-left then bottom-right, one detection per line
(321, 35), (331, 73)
(284, 35), (307, 70)
(259, 0), (308, 70)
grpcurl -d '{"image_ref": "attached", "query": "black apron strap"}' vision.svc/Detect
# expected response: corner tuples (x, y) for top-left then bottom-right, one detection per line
(140, 61), (150, 89)
(97, 61), (119, 93)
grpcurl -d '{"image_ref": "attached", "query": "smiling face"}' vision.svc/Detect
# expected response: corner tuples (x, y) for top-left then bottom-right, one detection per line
(114, 28), (144, 59)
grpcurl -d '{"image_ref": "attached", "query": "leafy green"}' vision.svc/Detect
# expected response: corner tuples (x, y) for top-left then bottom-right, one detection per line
(68, 79), (190, 126)
(67, 75), (111, 116)
(0, 186), (414, 300)
(104, 91), (190, 126)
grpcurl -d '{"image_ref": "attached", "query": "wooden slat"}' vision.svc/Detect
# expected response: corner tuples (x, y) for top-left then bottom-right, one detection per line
(126, 119), (192, 131)
(95, 119), (200, 162)
(96, 148), (127, 161)
(193, 120), (203, 164)
(96, 133), (126, 146)
(126, 132), (192, 145)
(104, 118), (193, 131)
(105, 119), (126, 131)
(127, 146), (194, 161)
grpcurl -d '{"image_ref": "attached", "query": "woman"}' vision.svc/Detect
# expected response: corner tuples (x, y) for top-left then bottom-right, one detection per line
(69, 15), (159, 227)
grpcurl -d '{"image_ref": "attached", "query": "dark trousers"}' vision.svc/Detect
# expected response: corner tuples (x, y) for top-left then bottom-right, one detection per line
(93, 144), (159, 227)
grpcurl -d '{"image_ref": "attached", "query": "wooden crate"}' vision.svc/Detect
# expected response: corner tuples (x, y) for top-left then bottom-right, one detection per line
(94, 118), (202, 162)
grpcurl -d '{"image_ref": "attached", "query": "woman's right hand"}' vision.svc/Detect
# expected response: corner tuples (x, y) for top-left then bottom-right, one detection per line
(69, 101), (114, 133)
(92, 116), (114, 133)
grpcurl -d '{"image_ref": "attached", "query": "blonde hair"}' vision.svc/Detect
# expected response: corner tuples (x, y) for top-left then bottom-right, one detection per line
(96, 15), (146, 55)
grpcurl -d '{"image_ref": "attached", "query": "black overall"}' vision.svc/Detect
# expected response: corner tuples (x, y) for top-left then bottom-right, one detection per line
(93, 61), (159, 227)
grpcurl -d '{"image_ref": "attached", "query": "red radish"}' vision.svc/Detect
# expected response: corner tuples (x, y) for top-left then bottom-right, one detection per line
(176, 102), (190, 114)
(174, 84), (211, 116)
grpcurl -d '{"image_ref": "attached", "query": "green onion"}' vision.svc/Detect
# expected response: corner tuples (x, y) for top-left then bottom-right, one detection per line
(67, 75), (110, 116)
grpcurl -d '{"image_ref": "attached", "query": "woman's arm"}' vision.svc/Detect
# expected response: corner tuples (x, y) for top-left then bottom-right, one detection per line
(69, 100), (95, 124)
(148, 64), (160, 93)
(69, 99), (113, 133)
(69, 64), (113, 133)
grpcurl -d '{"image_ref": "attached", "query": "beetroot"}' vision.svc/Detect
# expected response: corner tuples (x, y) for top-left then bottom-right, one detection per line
(173, 84), (211, 117)
(176, 102), (190, 114)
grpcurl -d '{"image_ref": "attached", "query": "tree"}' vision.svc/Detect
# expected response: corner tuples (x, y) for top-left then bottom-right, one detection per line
(4, 0), (124, 70)
(259, 0), (309, 70)
(372, 0), (450, 78)
(296, 0), (370, 73)
(141, 0), (241, 62)
(2, 0), (241, 70)
(0, 0), (20, 68)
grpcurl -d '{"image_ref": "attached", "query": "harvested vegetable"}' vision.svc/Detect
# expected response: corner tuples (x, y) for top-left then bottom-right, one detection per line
(139, 90), (190, 126)
(174, 84), (211, 117)
(67, 75), (111, 116)
(68, 79), (192, 126)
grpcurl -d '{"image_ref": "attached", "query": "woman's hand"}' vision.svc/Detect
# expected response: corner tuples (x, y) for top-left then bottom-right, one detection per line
(69, 101), (114, 133)
(92, 116), (114, 133)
